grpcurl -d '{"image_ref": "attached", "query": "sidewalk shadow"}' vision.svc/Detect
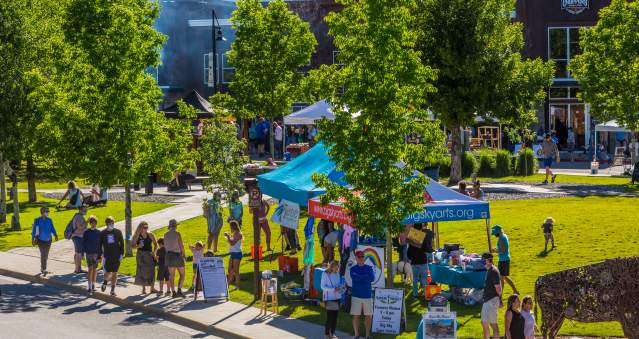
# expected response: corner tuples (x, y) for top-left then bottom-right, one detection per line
(63, 300), (104, 314)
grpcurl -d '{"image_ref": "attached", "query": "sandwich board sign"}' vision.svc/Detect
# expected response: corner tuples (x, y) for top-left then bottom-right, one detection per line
(198, 256), (229, 301)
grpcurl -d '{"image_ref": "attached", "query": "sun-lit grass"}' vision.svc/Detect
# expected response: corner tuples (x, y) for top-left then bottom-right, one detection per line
(0, 192), (171, 251)
(4, 178), (90, 190)
(119, 197), (639, 338)
(474, 173), (633, 186)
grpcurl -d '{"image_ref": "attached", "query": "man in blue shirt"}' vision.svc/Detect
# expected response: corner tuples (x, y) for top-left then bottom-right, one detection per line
(31, 207), (58, 275)
(350, 250), (375, 339)
(491, 225), (519, 295)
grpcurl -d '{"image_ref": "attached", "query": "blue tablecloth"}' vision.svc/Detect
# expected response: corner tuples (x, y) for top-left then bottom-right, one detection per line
(428, 263), (486, 289)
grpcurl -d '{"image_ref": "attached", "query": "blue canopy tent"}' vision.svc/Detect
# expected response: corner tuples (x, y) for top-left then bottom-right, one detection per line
(258, 143), (493, 250)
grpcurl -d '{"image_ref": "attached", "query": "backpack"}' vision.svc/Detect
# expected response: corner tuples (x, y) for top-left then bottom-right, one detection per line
(64, 217), (75, 240)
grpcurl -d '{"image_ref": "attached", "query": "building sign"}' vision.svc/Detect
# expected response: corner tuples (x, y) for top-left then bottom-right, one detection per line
(562, 0), (588, 15)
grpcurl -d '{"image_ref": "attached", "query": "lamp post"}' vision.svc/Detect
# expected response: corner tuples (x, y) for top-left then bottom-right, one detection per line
(209, 9), (224, 92)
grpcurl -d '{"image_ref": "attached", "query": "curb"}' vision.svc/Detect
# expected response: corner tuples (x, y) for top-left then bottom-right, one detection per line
(0, 267), (249, 339)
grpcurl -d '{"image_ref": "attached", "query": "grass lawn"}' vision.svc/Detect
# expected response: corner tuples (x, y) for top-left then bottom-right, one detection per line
(0, 192), (171, 251)
(119, 196), (639, 338)
(473, 173), (635, 186)
(4, 178), (90, 190)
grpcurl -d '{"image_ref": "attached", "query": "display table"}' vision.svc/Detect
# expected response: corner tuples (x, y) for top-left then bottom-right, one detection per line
(428, 263), (486, 289)
(286, 143), (310, 157)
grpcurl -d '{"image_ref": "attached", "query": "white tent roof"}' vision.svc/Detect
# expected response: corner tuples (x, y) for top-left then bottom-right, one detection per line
(284, 100), (334, 125)
(595, 120), (632, 133)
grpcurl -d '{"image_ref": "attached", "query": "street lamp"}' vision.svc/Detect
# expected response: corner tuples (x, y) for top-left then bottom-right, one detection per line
(208, 9), (225, 91)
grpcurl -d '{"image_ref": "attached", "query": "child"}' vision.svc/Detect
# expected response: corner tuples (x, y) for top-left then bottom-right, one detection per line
(521, 295), (537, 339)
(156, 238), (170, 296)
(189, 240), (205, 291)
(542, 217), (556, 252)
(225, 220), (243, 290)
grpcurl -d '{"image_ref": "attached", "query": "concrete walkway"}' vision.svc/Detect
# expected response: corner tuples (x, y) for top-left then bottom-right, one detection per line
(0, 251), (346, 339)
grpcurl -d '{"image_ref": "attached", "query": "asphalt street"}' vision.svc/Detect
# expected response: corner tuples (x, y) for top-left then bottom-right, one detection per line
(0, 275), (221, 339)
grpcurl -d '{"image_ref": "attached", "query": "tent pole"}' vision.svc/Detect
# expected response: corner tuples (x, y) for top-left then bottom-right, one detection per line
(435, 222), (440, 249)
(486, 219), (492, 252)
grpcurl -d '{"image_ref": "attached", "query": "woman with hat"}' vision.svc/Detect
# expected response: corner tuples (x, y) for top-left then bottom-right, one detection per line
(133, 221), (158, 294)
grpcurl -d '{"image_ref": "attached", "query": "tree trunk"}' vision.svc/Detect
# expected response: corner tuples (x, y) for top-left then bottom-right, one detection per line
(386, 228), (394, 288)
(125, 183), (133, 256)
(11, 172), (20, 231)
(26, 155), (36, 203)
(268, 122), (275, 159)
(449, 126), (463, 185)
(0, 152), (6, 224)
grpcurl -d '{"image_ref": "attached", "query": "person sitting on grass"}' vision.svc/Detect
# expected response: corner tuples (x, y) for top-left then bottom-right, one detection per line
(189, 241), (205, 292)
(225, 220), (243, 290)
(541, 217), (556, 252)
(83, 184), (108, 207)
(458, 181), (470, 196)
(57, 180), (83, 209)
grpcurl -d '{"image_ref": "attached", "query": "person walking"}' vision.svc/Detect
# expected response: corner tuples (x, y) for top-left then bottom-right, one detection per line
(31, 207), (58, 276)
(133, 221), (158, 294)
(541, 134), (560, 184)
(155, 238), (170, 296)
(350, 250), (374, 339)
(71, 206), (88, 274)
(164, 219), (186, 298)
(407, 223), (434, 298)
(491, 225), (519, 295)
(204, 192), (223, 252)
(505, 294), (525, 339)
(228, 191), (243, 226)
(321, 260), (343, 339)
(541, 217), (556, 252)
(253, 199), (272, 251)
(521, 296), (537, 339)
(481, 252), (502, 339)
(99, 216), (124, 296)
(83, 216), (101, 294)
(225, 220), (243, 290)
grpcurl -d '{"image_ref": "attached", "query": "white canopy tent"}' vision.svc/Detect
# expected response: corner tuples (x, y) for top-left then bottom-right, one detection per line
(594, 120), (635, 162)
(284, 100), (334, 125)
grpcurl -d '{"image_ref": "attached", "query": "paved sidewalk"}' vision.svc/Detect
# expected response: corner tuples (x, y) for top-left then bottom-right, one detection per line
(0, 251), (345, 339)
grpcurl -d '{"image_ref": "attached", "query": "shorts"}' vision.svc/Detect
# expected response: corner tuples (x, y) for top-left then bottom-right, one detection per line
(86, 254), (99, 268)
(350, 297), (373, 316)
(166, 251), (185, 268)
(498, 261), (510, 276)
(72, 236), (84, 254)
(543, 157), (554, 168)
(481, 297), (500, 324)
(230, 252), (243, 260)
(103, 257), (121, 273)
(157, 263), (169, 281)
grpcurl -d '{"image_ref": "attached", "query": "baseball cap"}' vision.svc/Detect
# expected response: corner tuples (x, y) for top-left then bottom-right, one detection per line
(355, 250), (364, 258)
(491, 225), (503, 236)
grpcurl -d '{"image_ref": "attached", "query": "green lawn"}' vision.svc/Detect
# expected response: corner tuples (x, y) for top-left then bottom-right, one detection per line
(0, 192), (171, 251)
(4, 178), (90, 190)
(119, 197), (639, 338)
(474, 173), (634, 186)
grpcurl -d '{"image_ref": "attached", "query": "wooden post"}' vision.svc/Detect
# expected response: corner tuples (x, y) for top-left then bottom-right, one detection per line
(485, 219), (492, 252)
(245, 178), (262, 300)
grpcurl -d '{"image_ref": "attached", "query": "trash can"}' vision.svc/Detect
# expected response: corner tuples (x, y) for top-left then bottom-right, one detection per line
(145, 174), (154, 195)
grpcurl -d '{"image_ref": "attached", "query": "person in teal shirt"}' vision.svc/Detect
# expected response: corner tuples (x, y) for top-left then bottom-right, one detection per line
(491, 225), (519, 295)
(227, 191), (243, 225)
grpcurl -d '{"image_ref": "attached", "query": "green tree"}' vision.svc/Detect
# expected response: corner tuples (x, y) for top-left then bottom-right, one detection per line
(570, 0), (639, 132)
(416, 0), (554, 184)
(215, 0), (316, 156)
(29, 0), (193, 255)
(314, 0), (445, 287)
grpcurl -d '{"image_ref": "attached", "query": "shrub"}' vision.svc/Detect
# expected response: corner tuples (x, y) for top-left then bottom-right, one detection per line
(476, 149), (497, 177)
(462, 151), (478, 178)
(515, 148), (538, 176)
(495, 149), (513, 177)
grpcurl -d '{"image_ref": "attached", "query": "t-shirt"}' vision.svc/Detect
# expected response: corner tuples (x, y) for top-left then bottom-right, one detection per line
(542, 222), (553, 233)
(157, 247), (167, 267)
(483, 265), (501, 301)
(274, 125), (283, 141)
(497, 234), (510, 262)
(541, 140), (558, 158)
(100, 228), (124, 259)
(164, 229), (181, 253)
(407, 229), (433, 265)
(522, 309), (535, 337)
(83, 228), (101, 255)
(350, 264), (374, 299)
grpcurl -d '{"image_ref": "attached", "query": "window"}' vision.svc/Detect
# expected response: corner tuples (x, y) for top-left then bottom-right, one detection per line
(221, 54), (235, 84)
(548, 27), (583, 79)
(549, 87), (569, 99)
(203, 53), (218, 86)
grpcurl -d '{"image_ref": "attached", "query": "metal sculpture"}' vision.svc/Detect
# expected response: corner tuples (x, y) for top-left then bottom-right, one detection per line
(535, 256), (639, 339)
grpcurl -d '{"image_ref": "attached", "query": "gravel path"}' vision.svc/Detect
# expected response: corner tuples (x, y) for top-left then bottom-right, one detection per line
(42, 192), (183, 203)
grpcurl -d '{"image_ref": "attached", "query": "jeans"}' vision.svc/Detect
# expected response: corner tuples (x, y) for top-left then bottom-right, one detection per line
(37, 240), (52, 271)
(412, 264), (428, 297)
(325, 309), (338, 335)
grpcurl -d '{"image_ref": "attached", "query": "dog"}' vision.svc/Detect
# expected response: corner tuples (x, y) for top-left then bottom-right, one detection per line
(391, 261), (413, 285)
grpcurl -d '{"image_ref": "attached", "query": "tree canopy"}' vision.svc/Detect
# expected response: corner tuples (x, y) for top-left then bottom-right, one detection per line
(415, 0), (554, 183)
(570, 0), (639, 130)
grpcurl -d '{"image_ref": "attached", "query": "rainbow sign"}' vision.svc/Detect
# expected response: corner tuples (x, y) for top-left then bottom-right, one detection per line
(362, 247), (382, 268)
(345, 245), (385, 289)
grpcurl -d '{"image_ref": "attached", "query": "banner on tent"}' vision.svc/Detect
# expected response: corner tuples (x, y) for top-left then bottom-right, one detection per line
(308, 198), (353, 225)
(403, 205), (490, 224)
(345, 245), (385, 289)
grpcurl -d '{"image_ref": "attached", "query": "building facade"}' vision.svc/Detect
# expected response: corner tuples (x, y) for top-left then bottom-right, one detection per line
(515, 0), (611, 149)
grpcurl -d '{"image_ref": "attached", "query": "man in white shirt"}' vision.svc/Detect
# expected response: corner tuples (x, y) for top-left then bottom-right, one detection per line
(274, 122), (283, 159)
